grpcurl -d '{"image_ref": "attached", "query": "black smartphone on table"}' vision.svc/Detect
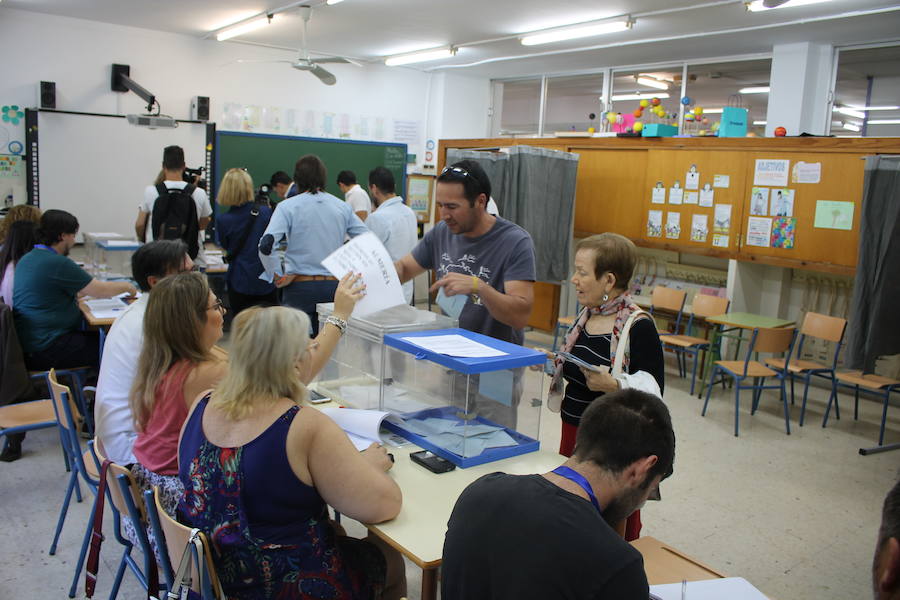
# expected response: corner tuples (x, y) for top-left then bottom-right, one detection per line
(410, 450), (456, 474)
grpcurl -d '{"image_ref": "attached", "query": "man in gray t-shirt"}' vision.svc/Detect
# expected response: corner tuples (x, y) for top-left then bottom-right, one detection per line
(396, 160), (536, 345)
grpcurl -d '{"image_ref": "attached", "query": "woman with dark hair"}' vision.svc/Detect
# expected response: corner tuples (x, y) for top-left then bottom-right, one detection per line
(0, 220), (37, 307)
(548, 232), (665, 541)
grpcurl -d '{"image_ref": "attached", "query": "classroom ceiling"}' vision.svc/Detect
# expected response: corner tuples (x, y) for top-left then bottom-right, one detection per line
(6, 0), (900, 78)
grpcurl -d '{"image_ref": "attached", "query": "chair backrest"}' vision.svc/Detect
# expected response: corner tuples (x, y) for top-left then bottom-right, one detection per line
(800, 311), (847, 343)
(752, 326), (797, 354)
(47, 369), (83, 438)
(106, 462), (146, 523)
(651, 286), (687, 313)
(152, 487), (223, 598)
(690, 293), (730, 319)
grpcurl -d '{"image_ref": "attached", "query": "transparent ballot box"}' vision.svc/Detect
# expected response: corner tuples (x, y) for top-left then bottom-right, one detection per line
(82, 233), (124, 276)
(314, 303), (457, 410)
(381, 328), (545, 468)
(96, 239), (141, 280)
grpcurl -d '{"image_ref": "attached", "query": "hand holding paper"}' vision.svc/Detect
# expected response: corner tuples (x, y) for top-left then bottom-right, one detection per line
(321, 232), (406, 317)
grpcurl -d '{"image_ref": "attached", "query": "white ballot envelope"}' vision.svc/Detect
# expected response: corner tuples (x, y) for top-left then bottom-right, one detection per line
(321, 232), (406, 317)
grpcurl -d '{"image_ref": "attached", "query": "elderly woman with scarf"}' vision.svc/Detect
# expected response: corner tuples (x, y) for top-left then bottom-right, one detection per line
(548, 233), (665, 541)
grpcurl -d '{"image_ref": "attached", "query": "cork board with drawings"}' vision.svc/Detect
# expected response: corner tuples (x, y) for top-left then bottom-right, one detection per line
(737, 153), (865, 270)
(641, 149), (747, 256)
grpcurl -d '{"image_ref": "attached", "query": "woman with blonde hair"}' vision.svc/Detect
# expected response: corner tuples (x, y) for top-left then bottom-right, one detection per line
(216, 167), (276, 315)
(129, 271), (227, 522)
(548, 232), (664, 541)
(0, 203), (41, 246)
(178, 277), (405, 599)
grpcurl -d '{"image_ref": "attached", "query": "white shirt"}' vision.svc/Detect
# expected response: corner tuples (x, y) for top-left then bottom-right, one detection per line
(0, 263), (14, 308)
(345, 184), (374, 217)
(93, 294), (147, 464)
(141, 180), (212, 267)
(366, 196), (418, 304)
(487, 196), (500, 216)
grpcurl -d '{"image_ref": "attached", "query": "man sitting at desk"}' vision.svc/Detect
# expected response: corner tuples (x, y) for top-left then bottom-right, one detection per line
(874, 479), (900, 600)
(94, 240), (193, 465)
(442, 388), (675, 600)
(13, 209), (136, 371)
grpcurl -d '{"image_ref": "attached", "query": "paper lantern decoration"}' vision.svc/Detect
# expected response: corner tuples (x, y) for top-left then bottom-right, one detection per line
(774, 126), (787, 137)
(607, 112), (618, 124)
(651, 97), (661, 106)
(633, 109), (643, 118)
(633, 121), (644, 132)
(694, 106), (704, 116)
(640, 99), (649, 108)
(681, 96), (692, 105)
(685, 114), (695, 122)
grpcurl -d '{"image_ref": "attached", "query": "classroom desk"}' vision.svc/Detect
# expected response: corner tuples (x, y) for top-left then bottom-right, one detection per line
(78, 299), (118, 328)
(632, 536), (725, 584)
(699, 312), (795, 398)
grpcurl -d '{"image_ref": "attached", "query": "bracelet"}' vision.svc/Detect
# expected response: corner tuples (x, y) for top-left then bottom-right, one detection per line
(471, 275), (479, 295)
(325, 315), (348, 335)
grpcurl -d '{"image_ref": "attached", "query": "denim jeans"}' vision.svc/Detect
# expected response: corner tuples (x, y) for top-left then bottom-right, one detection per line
(281, 280), (339, 336)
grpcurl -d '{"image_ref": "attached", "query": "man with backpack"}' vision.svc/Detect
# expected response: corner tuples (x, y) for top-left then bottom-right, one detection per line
(135, 145), (212, 269)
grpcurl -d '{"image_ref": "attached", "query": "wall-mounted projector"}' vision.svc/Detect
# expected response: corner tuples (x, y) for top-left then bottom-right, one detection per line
(126, 114), (178, 129)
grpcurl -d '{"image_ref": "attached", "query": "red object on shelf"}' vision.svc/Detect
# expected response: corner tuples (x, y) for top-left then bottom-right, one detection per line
(774, 126), (787, 137)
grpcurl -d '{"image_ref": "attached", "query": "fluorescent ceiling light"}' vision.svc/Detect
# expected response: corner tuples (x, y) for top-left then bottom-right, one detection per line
(702, 108), (724, 114)
(611, 93), (670, 101)
(739, 86), (770, 94)
(636, 77), (669, 91)
(521, 19), (632, 46)
(216, 15), (271, 41)
(326, 0), (345, 4)
(843, 123), (861, 132)
(847, 105), (900, 111)
(746, 0), (832, 12)
(868, 119), (900, 125)
(753, 120), (767, 125)
(834, 106), (866, 119)
(385, 47), (456, 66)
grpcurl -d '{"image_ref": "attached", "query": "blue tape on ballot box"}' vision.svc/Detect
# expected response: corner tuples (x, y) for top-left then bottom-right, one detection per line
(383, 406), (540, 468)
(383, 328), (545, 374)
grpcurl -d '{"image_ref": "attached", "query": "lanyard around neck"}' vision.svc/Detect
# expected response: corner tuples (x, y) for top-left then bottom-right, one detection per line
(552, 466), (602, 513)
(34, 244), (57, 254)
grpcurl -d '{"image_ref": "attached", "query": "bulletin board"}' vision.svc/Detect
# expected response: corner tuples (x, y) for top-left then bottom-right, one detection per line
(406, 174), (434, 223)
(641, 150), (748, 256)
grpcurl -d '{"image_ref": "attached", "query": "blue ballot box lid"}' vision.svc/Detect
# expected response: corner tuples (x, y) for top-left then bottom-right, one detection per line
(383, 328), (545, 374)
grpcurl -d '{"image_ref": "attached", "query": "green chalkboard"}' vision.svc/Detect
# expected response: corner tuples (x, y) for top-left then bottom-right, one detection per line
(214, 131), (407, 207)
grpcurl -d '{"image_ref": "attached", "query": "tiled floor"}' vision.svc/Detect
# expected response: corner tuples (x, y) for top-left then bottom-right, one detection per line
(1, 327), (896, 599)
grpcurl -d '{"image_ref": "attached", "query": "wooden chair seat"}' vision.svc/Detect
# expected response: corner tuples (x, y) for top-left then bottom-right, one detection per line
(835, 370), (900, 390)
(715, 361), (777, 378)
(764, 358), (827, 373)
(660, 334), (710, 348)
(0, 399), (56, 428)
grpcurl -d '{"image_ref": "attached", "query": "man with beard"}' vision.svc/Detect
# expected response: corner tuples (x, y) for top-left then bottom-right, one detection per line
(13, 209), (135, 371)
(874, 479), (900, 600)
(441, 388), (675, 600)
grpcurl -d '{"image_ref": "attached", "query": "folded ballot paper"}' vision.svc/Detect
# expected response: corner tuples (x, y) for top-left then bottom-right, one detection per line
(649, 577), (768, 600)
(400, 416), (518, 458)
(319, 407), (409, 451)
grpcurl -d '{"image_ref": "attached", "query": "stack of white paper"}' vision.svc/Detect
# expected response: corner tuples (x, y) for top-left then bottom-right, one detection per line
(649, 577), (768, 600)
(399, 334), (507, 358)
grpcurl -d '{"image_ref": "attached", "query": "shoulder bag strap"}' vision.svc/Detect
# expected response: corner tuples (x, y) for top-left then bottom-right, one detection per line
(611, 309), (655, 377)
(224, 203), (261, 263)
(166, 529), (200, 599)
(85, 459), (112, 598)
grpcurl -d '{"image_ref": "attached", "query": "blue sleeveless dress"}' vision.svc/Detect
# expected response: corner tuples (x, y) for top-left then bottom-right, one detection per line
(178, 395), (385, 599)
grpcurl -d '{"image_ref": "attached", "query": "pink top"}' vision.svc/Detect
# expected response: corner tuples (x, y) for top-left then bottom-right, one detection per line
(1, 263), (14, 308)
(133, 360), (193, 475)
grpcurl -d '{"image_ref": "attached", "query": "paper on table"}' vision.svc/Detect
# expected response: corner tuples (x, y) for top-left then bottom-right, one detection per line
(436, 287), (467, 319)
(85, 297), (129, 319)
(319, 407), (401, 451)
(399, 334), (507, 358)
(649, 577), (768, 600)
(321, 232), (406, 317)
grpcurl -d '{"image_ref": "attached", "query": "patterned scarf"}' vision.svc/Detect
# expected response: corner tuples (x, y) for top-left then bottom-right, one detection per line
(548, 291), (641, 402)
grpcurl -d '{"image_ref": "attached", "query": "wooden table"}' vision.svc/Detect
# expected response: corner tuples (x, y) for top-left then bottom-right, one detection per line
(632, 536), (725, 584)
(78, 298), (119, 328)
(698, 312), (794, 398)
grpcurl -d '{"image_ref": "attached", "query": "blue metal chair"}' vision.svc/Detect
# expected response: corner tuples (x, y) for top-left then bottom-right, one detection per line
(702, 326), (798, 437)
(659, 294), (730, 395)
(824, 370), (900, 455)
(763, 311), (847, 426)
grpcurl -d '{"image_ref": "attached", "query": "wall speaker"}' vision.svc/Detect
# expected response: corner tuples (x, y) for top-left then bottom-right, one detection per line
(40, 81), (56, 109)
(191, 96), (210, 121)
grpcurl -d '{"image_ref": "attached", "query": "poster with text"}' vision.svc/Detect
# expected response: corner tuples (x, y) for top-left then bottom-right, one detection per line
(754, 159), (790, 187)
(712, 234), (729, 248)
(651, 182), (666, 204)
(699, 183), (714, 207)
(665, 212), (681, 239)
(771, 217), (796, 249)
(713, 204), (732, 234)
(771, 189), (794, 217)
(685, 191), (699, 205)
(713, 174), (730, 188)
(746, 217), (773, 247)
(690, 214), (709, 243)
(791, 161), (821, 184)
(686, 165), (700, 190)
(750, 187), (769, 216)
(814, 200), (854, 230)
(647, 210), (663, 237)
(669, 181), (684, 205)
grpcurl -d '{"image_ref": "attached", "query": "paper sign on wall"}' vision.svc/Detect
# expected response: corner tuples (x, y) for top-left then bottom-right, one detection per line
(321, 232), (406, 317)
(647, 210), (663, 237)
(651, 182), (666, 204)
(746, 216), (773, 247)
(771, 189), (794, 217)
(814, 200), (854, 230)
(713, 174), (730, 188)
(699, 184), (714, 207)
(665, 212), (681, 239)
(791, 161), (821, 184)
(712, 234), (729, 248)
(685, 165), (700, 190)
(753, 159), (790, 187)
(691, 214), (709, 243)
(669, 182), (684, 205)
(684, 191), (699, 205)
(771, 217), (796, 249)
(713, 204), (732, 234)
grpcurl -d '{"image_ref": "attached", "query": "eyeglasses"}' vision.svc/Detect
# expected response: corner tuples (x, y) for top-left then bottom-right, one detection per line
(208, 299), (226, 315)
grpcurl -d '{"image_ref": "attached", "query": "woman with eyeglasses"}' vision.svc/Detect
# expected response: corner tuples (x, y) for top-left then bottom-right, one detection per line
(126, 271), (227, 553)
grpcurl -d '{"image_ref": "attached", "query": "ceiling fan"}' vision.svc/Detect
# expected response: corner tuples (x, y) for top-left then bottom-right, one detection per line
(233, 5), (360, 86)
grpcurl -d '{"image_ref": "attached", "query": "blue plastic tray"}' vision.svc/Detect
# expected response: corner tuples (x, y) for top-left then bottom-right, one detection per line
(383, 405), (539, 468)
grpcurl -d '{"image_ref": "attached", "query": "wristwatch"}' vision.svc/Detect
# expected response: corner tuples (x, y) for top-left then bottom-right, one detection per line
(325, 315), (348, 335)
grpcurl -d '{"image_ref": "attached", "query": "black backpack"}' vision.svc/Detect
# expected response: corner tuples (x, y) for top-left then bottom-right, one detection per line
(151, 183), (200, 259)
